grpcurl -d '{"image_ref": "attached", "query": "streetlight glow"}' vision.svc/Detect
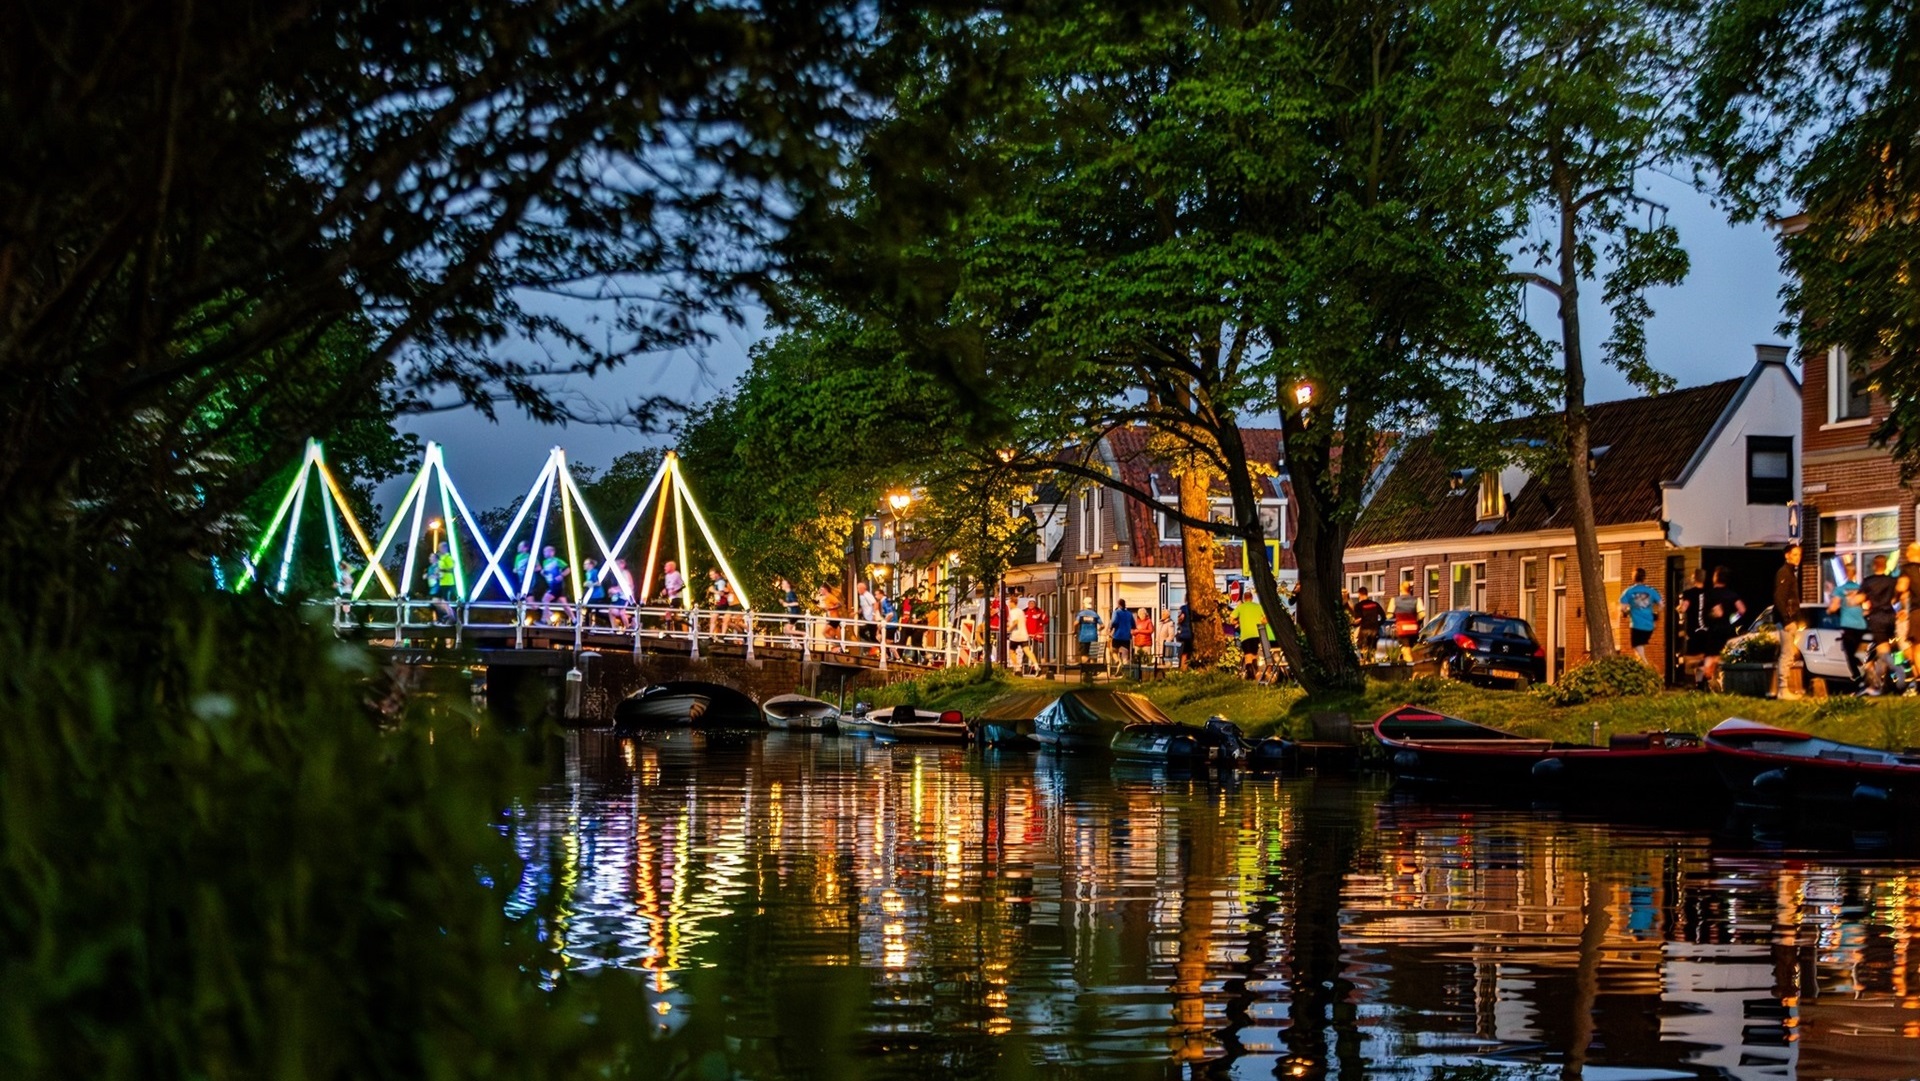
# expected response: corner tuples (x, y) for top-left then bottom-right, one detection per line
(887, 491), (912, 512)
(1293, 383), (1314, 407)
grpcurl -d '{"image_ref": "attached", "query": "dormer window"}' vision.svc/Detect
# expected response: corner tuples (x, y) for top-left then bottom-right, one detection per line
(1447, 469), (1474, 496)
(1476, 473), (1505, 521)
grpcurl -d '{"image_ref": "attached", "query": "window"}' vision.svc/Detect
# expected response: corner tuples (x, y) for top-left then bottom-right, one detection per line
(1348, 571), (1385, 599)
(1476, 473), (1505, 521)
(1746, 436), (1793, 505)
(1398, 567), (1415, 599)
(1519, 558), (1538, 629)
(1424, 565), (1442, 617)
(1156, 503), (1181, 544)
(1077, 490), (1104, 554)
(1599, 550), (1622, 650)
(1829, 346), (1873, 423)
(1819, 508), (1899, 597)
(1451, 561), (1487, 611)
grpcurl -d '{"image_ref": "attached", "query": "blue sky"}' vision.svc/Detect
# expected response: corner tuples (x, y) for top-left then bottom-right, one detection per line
(391, 174), (1792, 513)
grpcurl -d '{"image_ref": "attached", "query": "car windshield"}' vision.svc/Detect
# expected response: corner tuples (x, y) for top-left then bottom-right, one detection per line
(1465, 616), (1533, 640)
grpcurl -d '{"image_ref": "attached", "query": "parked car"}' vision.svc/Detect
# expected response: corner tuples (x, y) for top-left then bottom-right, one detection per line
(1723, 603), (1874, 693)
(1411, 611), (1547, 687)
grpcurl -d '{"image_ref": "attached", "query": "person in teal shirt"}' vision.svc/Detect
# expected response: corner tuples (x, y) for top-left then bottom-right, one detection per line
(1073, 598), (1102, 660)
(1616, 568), (1663, 663)
(1830, 561), (1867, 682)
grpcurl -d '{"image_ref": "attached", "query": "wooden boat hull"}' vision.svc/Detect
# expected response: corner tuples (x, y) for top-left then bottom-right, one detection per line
(761, 694), (839, 731)
(613, 690), (709, 729)
(866, 705), (969, 743)
(872, 721), (969, 744)
(1706, 718), (1920, 814)
(1373, 705), (1714, 798)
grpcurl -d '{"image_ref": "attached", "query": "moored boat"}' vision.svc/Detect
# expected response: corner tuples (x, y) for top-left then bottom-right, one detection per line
(613, 682), (711, 730)
(1705, 717), (1920, 814)
(1373, 704), (1712, 797)
(761, 693), (839, 731)
(1032, 689), (1173, 752)
(1109, 722), (1207, 762)
(975, 691), (1058, 748)
(868, 704), (969, 743)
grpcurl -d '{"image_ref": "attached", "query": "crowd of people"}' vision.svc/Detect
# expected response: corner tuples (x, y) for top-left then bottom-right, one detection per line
(1774, 541), (1920, 698)
(350, 538), (1920, 700)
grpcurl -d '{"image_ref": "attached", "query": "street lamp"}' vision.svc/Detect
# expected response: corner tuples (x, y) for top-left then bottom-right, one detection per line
(888, 490), (912, 513)
(1292, 382), (1314, 407)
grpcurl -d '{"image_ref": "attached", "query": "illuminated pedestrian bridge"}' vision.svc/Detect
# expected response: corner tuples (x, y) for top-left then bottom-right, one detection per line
(225, 438), (958, 671)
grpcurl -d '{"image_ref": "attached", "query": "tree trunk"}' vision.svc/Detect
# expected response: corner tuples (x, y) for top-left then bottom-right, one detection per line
(1215, 421), (1364, 695)
(1556, 163), (1615, 664)
(1178, 468), (1225, 668)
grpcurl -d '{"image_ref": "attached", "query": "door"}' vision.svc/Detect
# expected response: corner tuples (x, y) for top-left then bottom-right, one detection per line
(1548, 555), (1568, 681)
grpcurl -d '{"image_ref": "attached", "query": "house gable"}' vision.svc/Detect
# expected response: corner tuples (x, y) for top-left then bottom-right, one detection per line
(1350, 373), (1752, 551)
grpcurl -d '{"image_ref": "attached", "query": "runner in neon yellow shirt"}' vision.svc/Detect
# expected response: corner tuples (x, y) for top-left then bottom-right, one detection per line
(1233, 598), (1268, 680)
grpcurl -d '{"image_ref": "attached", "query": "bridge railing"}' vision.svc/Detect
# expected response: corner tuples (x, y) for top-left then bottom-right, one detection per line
(325, 599), (969, 670)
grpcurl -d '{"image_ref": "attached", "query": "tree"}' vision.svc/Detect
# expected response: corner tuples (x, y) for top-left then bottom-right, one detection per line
(0, 0), (912, 572)
(1693, 0), (1920, 470)
(834, 0), (1546, 692)
(1505, 0), (1694, 661)
(905, 455), (1037, 672)
(675, 309), (967, 605)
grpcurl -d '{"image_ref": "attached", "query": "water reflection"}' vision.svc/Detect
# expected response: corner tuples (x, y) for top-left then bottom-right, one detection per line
(510, 731), (1920, 1079)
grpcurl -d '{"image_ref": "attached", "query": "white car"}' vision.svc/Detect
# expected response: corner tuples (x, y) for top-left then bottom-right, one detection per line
(1728, 604), (1875, 691)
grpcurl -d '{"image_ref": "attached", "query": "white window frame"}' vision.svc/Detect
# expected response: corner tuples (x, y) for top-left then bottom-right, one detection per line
(1827, 346), (1874, 425)
(1348, 571), (1385, 599)
(1819, 507), (1901, 598)
(1519, 557), (1538, 629)
(1424, 564), (1442, 617)
(1451, 561), (1487, 611)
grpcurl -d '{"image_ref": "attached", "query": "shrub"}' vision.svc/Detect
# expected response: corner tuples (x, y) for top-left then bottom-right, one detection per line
(0, 583), (653, 1079)
(1536, 655), (1662, 706)
(1722, 628), (1779, 665)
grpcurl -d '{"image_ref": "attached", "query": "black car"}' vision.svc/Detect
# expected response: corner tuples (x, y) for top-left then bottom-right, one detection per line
(1411, 611), (1547, 687)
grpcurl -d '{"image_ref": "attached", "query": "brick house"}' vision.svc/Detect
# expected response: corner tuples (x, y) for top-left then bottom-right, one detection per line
(1798, 340), (1916, 602)
(1343, 347), (1801, 682)
(1003, 424), (1297, 664)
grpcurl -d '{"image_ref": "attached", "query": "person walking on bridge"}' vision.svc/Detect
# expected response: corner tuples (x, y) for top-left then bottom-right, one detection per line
(661, 560), (685, 630)
(538, 545), (571, 624)
(425, 542), (457, 624)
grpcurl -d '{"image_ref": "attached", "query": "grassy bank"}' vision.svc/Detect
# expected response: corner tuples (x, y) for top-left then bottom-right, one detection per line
(866, 668), (1920, 751)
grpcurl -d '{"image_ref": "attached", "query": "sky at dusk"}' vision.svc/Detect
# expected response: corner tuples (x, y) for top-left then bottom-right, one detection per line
(386, 173), (1793, 514)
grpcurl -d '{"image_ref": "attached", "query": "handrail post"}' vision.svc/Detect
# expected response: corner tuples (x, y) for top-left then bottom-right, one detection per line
(514, 597), (525, 649)
(878, 618), (888, 671)
(744, 610), (756, 663)
(688, 606), (700, 660)
(801, 613), (812, 664)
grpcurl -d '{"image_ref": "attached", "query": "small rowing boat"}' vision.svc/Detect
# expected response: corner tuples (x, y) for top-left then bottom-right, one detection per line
(761, 693), (839, 732)
(867, 704), (969, 743)
(1373, 704), (1712, 797)
(1705, 717), (1920, 814)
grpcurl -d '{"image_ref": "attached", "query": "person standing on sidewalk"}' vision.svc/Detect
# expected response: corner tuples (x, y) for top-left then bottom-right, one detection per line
(1773, 544), (1804, 699)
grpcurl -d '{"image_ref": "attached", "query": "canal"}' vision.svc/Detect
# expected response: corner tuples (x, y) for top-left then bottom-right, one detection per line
(509, 731), (1920, 1079)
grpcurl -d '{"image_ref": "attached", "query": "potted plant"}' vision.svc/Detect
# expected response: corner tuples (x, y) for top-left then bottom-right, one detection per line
(1719, 628), (1778, 697)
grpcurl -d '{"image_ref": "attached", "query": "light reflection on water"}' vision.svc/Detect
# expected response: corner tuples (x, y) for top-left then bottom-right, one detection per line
(510, 731), (1920, 1079)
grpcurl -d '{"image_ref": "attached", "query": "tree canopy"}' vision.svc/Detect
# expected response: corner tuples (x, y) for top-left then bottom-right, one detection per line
(1693, 0), (1920, 471)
